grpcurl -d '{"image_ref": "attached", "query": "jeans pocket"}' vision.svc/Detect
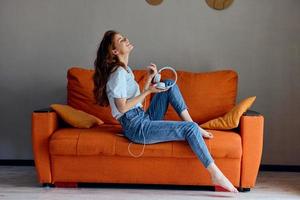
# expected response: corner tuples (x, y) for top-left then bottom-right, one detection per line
(124, 111), (139, 121)
(119, 114), (134, 130)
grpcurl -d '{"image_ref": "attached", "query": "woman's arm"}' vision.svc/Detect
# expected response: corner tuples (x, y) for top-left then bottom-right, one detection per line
(115, 90), (151, 114)
(115, 82), (168, 114)
(142, 77), (152, 93)
(143, 63), (157, 92)
(140, 77), (152, 106)
(115, 63), (163, 114)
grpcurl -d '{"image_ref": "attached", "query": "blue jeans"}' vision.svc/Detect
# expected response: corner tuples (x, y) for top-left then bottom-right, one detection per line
(118, 80), (214, 168)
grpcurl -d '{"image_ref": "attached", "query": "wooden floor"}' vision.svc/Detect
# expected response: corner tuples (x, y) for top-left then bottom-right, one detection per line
(0, 166), (299, 200)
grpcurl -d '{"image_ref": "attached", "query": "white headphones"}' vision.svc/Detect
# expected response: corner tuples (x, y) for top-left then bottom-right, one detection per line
(151, 66), (178, 90)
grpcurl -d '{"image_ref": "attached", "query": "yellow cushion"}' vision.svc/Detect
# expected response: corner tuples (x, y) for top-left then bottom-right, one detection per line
(50, 104), (104, 128)
(200, 96), (256, 130)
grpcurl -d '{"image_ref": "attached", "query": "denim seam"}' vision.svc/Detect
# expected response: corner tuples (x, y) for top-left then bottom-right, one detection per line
(188, 132), (214, 168)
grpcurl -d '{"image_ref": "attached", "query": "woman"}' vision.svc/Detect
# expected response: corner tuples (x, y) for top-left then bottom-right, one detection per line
(93, 30), (238, 193)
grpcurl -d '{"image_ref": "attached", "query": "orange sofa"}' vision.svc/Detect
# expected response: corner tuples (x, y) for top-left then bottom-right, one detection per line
(31, 67), (264, 191)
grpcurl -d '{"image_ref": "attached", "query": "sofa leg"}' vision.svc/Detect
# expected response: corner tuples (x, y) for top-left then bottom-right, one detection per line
(54, 182), (78, 188)
(42, 183), (55, 188)
(238, 187), (251, 192)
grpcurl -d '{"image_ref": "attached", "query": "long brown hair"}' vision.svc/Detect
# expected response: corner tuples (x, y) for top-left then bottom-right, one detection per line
(93, 30), (125, 106)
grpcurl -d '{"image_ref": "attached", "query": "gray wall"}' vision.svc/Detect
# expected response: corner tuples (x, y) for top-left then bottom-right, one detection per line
(0, 0), (299, 165)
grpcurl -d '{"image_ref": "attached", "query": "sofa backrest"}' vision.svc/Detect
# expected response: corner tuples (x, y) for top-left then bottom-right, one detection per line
(161, 69), (238, 123)
(67, 67), (238, 125)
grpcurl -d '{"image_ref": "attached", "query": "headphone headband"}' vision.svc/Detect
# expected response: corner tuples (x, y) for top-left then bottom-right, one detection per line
(157, 66), (177, 88)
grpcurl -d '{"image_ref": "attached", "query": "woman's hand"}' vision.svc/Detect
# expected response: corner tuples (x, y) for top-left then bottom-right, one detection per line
(146, 63), (158, 80)
(147, 84), (169, 93)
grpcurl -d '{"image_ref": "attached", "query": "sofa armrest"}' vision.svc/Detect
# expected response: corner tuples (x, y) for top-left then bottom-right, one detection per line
(239, 109), (264, 188)
(33, 107), (54, 113)
(243, 109), (261, 116)
(31, 107), (59, 184)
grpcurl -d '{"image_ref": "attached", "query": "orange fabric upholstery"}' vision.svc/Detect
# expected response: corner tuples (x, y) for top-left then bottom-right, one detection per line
(49, 125), (122, 156)
(67, 67), (151, 125)
(49, 127), (241, 159)
(31, 111), (59, 184)
(162, 70), (238, 123)
(50, 156), (241, 187)
(240, 115), (264, 188)
(31, 66), (264, 190)
(67, 67), (237, 124)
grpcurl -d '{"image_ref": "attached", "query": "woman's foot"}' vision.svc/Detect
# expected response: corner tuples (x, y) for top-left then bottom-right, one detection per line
(198, 126), (213, 139)
(207, 162), (239, 193)
(211, 174), (239, 193)
(178, 109), (213, 139)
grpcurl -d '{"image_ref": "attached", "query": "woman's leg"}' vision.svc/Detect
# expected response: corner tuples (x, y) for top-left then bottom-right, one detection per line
(146, 79), (213, 138)
(129, 118), (237, 192)
(142, 79), (237, 192)
(145, 79), (188, 120)
(132, 119), (214, 169)
(181, 109), (214, 139)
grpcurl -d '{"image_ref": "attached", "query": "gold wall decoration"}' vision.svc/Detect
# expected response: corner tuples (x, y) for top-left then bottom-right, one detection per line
(146, 0), (163, 6)
(205, 0), (234, 10)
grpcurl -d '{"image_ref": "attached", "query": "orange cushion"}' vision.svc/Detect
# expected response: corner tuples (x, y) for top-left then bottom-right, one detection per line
(115, 130), (241, 159)
(67, 66), (151, 125)
(49, 125), (123, 156)
(200, 96), (256, 130)
(50, 127), (241, 159)
(159, 69), (238, 124)
(50, 104), (104, 128)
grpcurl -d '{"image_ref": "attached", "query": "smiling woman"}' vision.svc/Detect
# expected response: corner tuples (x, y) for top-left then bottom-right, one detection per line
(112, 34), (134, 58)
(92, 30), (239, 193)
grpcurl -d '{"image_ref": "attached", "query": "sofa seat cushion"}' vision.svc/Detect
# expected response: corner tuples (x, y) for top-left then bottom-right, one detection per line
(50, 127), (242, 159)
(50, 125), (123, 156)
(115, 130), (242, 159)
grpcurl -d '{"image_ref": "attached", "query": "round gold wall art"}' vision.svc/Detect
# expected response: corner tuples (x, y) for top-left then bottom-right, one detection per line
(146, 0), (163, 6)
(205, 0), (234, 10)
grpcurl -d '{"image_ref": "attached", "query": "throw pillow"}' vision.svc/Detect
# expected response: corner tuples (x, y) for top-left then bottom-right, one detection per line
(50, 104), (104, 128)
(199, 96), (256, 130)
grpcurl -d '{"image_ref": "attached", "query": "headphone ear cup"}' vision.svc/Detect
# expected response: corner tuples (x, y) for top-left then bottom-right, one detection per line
(156, 82), (166, 89)
(153, 74), (161, 83)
